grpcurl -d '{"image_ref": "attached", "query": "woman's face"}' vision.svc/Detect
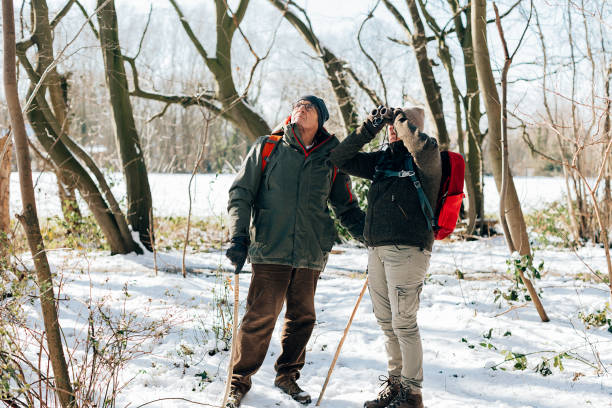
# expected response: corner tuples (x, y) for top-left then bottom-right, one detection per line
(388, 125), (399, 143)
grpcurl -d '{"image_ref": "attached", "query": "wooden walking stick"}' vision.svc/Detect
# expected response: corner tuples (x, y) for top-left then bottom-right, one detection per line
(221, 260), (245, 407)
(316, 277), (369, 406)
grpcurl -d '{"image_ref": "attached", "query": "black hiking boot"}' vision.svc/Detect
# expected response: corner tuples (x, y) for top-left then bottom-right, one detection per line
(364, 375), (402, 408)
(387, 386), (424, 408)
(225, 386), (246, 408)
(274, 375), (311, 405)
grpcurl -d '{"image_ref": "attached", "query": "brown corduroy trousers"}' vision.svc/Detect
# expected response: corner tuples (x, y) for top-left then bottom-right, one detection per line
(230, 263), (321, 393)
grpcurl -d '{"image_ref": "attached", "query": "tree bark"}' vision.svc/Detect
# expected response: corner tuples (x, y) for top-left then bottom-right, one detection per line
(0, 133), (11, 261)
(97, 0), (154, 251)
(472, 0), (548, 322)
(2, 0), (75, 406)
(455, 3), (486, 232)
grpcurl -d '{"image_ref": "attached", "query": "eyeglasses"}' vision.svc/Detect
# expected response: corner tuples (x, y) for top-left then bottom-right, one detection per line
(292, 102), (316, 112)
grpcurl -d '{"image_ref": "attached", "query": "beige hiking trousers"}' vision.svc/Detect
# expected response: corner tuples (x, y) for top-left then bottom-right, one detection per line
(367, 245), (431, 390)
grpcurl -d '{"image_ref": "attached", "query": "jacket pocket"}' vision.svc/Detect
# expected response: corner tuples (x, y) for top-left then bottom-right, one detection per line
(318, 217), (337, 253)
(396, 282), (423, 317)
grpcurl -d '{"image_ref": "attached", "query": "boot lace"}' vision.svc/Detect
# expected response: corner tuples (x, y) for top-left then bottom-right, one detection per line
(375, 376), (397, 401)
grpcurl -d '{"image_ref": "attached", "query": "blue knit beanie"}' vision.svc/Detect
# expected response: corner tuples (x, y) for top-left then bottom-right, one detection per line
(297, 95), (329, 130)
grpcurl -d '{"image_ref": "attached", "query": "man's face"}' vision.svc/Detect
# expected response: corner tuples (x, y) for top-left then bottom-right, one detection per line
(291, 100), (319, 131)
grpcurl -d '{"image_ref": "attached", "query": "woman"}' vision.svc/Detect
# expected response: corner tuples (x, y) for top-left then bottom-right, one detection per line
(329, 107), (441, 408)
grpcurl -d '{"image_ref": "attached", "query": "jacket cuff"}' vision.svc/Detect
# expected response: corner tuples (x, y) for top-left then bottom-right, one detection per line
(231, 236), (250, 246)
(354, 123), (376, 144)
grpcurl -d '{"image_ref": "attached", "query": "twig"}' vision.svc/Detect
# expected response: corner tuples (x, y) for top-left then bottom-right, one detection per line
(182, 113), (212, 278)
(357, 0), (387, 105)
(494, 303), (527, 317)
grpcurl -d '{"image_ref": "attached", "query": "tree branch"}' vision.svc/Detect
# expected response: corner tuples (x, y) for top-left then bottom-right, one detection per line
(345, 66), (383, 107)
(168, 0), (212, 63)
(133, 4), (153, 61)
(75, 0), (99, 39)
(50, 0), (77, 30)
(382, 0), (412, 36)
(123, 55), (220, 114)
(357, 0), (387, 104)
(268, 0), (321, 53)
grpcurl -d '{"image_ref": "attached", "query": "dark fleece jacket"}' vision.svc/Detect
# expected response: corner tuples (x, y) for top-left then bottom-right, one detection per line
(329, 118), (441, 250)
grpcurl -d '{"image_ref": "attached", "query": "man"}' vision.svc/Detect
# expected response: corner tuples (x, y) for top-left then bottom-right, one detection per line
(225, 95), (365, 407)
(329, 107), (441, 408)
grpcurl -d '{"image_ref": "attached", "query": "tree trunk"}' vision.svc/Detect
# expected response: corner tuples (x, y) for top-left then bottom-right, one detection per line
(472, 0), (548, 322)
(2, 1), (75, 406)
(471, 1), (529, 254)
(417, 0), (485, 234)
(403, 0), (449, 148)
(0, 133), (11, 262)
(18, 0), (139, 255)
(461, 22), (486, 232)
(97, 0), (154, 251)
(27, 98), (132, 254)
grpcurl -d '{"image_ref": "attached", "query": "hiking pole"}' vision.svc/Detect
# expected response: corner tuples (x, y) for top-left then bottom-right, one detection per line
(316, 277), (369, 406)
(221, 259), (245, 408)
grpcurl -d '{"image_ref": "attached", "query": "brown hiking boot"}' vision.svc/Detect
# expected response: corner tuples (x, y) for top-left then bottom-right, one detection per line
(364, 376), (402, 408)
(274, 375), (311, 405)
(387, 387), (424, 408)
(225, 386), (246, 408)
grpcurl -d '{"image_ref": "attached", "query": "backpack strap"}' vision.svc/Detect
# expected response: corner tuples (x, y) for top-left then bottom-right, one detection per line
(404, 156), (436, 231)
(261, 134), (283, 172)
(373, 152), (437, 231)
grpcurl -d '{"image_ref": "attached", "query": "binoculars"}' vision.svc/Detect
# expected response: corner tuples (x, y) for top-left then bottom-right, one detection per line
(370, 106), (390, 127)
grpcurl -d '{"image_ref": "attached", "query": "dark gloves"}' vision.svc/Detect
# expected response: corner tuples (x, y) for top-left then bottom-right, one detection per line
(363, 105), (395, 136)
(226, 236), (249, 270)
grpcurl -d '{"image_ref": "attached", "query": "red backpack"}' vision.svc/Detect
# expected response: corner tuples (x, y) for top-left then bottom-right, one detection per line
(434, 151), (465, 240)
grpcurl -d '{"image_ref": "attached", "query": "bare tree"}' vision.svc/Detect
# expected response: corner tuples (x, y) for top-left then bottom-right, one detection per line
(2, 0), (75, 406)
(472, 0), (548, 322)
(128, 0), (272, 142)
(523, 1), (612, 297)
(97, 0), (154, 251)
(16, 0), (140, 255)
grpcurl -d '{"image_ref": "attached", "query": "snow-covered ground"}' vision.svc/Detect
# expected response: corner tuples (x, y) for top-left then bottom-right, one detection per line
(11, 172), (568, 219)
(7, 173), (612, 407)
(14, 239), (610, 408)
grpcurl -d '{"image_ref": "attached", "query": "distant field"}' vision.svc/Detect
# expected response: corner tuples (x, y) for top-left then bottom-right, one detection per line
(10, 172), (568, 219)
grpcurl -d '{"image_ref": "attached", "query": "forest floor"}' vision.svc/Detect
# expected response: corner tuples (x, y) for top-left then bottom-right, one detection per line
(6, 173), (612, 407)
(10, 237), (611, 408)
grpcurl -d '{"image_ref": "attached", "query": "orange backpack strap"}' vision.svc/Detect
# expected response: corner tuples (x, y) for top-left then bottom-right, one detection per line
(261, 134), (283, 172)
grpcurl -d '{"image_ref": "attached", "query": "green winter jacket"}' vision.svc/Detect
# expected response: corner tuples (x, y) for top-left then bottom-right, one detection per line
(228, 123), (365, 270)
